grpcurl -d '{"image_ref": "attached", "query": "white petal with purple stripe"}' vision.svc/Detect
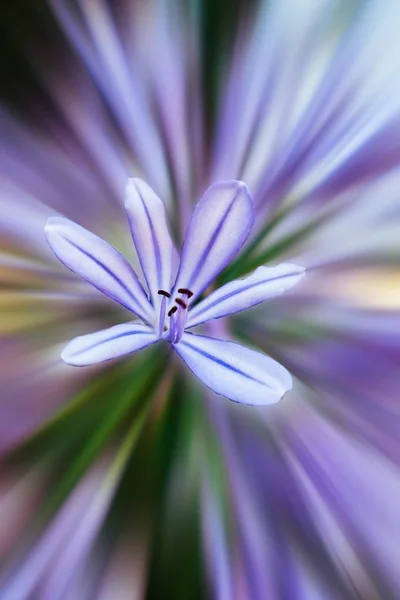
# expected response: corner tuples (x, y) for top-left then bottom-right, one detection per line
(173, 332), (292, 405)
(61, 322), (158, 366)
(187, 263), (305, 328)
(45, 217), (152, 323)
(125, 178), (174, 305)
(173, 181), (254, 300)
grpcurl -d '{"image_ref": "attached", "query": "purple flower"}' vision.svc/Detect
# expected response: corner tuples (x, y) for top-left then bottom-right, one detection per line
(1, 0), (400, 597)
(45, 178), (304, 404)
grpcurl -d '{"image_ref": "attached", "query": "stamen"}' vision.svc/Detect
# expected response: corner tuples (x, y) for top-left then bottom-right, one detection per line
(158, 295), (167, 337)
(168, 306), (178, 317)
(158, 290), (171, 298)
(169, 313), (177, 343)
(175, 298), (187, 309)
(175, 306), (186, 343)
(177, 288), (193, 298)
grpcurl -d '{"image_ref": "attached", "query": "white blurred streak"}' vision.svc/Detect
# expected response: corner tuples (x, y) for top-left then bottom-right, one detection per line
(97, 534), (149, 600)
(201, 473), (233, 600)
(292, 562), (342, 600)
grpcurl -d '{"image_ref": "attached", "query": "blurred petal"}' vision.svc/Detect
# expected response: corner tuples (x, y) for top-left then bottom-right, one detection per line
(45, 217), (152, 322)
(61, 322), (157, 366)
(187, 263), (305, 328)
(0, 456), (122, 600)
(125, 178), (174, 304)
(174, 332), (292, 405)
(174, 181), (254, 299)
(201, 473), (234, 600)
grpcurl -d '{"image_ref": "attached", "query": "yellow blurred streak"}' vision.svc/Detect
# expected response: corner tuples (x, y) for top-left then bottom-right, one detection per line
(0, 293), (73, 333)
(322, 269), (400, 309)
(0, 269), (54, 290)
(0, 313), (61, 334)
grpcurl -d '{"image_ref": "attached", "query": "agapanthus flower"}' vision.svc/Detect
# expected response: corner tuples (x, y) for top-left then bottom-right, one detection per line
(1, 0), (400, 598)
(45, 178), (304, 404)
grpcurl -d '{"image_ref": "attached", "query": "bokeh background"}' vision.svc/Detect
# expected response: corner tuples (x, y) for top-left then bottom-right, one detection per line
(1, 0), (400, 598)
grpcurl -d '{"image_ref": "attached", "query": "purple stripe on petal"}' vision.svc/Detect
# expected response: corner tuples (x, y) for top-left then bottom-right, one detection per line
(125, 179), (174, 305)
(45, 217), (152, 322)
(173, 332), (292, 405)
(186, 196), (236, 287)
(179, 339), (267, 386)
(61, 322), (157, 366)
(173, 181), (254, 300)
(65, 239), (138, 309)
(187, 263), (305, 328)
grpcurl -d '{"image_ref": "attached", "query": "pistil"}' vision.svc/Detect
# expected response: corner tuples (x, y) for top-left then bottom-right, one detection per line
(158, 290), (171, 337)
(169, 311), (177, 342)
(175, 303), (187, 342)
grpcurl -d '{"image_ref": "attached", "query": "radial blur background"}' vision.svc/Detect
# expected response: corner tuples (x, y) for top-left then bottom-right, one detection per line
(1, 1), (400, 598)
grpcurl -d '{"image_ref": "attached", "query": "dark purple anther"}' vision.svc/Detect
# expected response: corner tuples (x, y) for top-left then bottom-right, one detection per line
(177, 288), (193, 298)
(175, 298), (187, 309)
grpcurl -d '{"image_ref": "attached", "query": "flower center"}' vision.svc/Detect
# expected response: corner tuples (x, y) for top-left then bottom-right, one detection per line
(157, 289), (193, 343)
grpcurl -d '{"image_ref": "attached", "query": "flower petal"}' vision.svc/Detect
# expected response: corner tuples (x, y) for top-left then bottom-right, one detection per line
(173, 181), (254, 300)
(45, 217), (152, 322)
(61, 322), (158, 366)
(173, 332), (292, 405)
(187, 263), (305, 328)
(125, 178), (174, 304)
